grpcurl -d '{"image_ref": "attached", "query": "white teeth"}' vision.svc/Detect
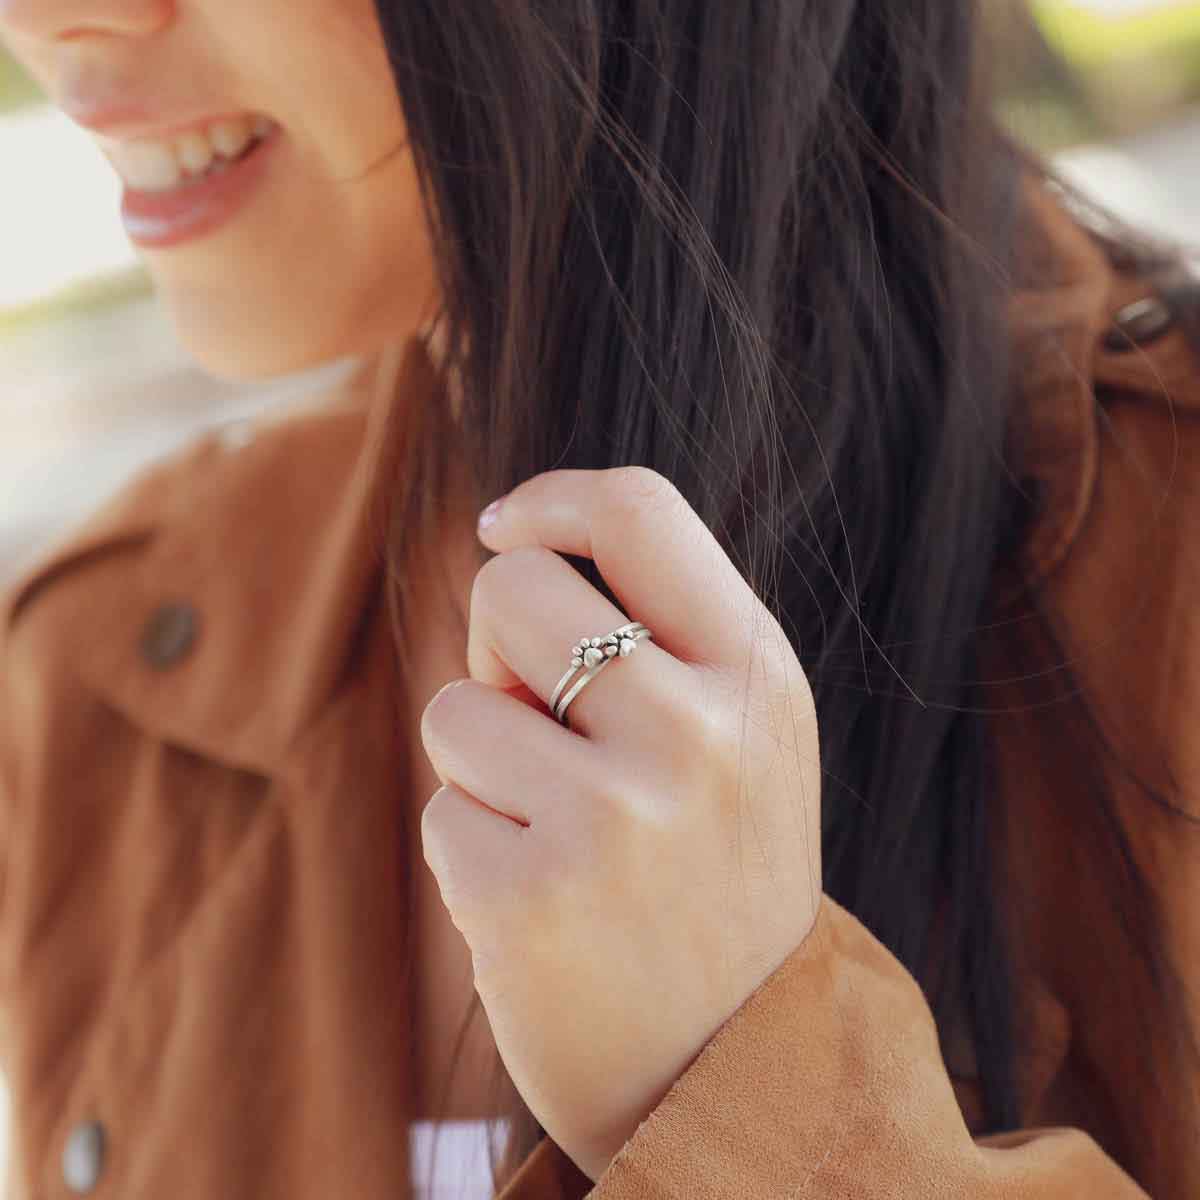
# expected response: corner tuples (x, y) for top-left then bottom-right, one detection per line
(104, 113), (277, 193)
(115, 140), (183, 193)
(209, 117), (254, 159)
(174, 130), (215, 175)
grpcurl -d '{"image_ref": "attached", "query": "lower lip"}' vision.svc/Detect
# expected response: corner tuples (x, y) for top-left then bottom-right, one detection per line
(119, 125), (282, 249)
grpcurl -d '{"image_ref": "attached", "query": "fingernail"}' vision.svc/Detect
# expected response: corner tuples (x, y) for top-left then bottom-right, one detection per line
(478, 496), (505, 532)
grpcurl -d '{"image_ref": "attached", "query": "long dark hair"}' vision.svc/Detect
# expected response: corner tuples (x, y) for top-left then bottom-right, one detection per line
(369, 1), (1197, 1191)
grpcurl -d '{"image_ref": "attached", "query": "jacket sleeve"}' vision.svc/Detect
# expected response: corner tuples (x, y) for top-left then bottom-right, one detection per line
(495, 895), (1147, 1200)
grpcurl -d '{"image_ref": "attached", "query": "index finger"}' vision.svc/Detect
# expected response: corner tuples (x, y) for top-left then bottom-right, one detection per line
(476, 466), (777, 672)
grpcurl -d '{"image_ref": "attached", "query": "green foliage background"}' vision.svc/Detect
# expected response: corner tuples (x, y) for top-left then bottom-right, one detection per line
(0, 47), (37, 112)
(991, 0), (1200, 148)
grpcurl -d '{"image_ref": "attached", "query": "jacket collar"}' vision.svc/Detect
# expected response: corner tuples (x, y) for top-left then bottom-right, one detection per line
(1, 173), (1192, 772)
(993, 173), (1112, 609)
(1, 335), (447, 774)
(996, 171), (1200, 608)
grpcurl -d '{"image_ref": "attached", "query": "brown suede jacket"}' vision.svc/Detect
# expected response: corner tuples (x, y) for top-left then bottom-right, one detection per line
(0, 174), (1197, 1199)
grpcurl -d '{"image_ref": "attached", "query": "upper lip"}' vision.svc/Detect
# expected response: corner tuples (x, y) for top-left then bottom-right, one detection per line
(63, 101), (266, 146)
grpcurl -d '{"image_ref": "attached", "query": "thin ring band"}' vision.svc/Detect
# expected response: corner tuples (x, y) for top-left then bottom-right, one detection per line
(548, 621), (649, 715)
(553, 622), (653, 726)
(555, 625), (653, 726)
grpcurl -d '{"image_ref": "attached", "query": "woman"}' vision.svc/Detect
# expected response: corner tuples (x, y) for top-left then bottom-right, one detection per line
(0, 1), (1197, 1197)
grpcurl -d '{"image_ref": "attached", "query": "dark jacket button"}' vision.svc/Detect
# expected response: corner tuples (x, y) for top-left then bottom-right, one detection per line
(140, 601), (199, 668)
(1102, 296), (1174, 352)
(62, 1120), (106, 1193)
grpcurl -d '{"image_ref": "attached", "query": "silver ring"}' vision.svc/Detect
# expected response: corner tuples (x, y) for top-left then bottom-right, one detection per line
(550, 621), (653, 726)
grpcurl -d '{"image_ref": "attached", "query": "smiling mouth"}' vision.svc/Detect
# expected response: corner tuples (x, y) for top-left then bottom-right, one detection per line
(104, 113), (279, 195)
(116, 121), (284, 249)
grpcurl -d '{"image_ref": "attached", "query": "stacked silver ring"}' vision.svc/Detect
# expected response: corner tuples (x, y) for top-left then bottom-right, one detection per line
(549, 620), (653, 726)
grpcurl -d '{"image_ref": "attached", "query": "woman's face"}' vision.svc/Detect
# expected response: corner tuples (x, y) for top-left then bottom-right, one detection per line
(0, 0), (439, 380)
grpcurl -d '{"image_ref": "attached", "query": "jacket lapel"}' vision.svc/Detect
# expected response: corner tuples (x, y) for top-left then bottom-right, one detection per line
(1, 335), (445, 775)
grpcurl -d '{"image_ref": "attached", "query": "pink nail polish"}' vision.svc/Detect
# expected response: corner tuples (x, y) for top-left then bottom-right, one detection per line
(478, 497), (504, 531)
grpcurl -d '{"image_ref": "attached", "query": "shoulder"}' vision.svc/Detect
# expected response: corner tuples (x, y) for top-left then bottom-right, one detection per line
(0, 333), (446, 773)
(0, 393), (375, 774)
(1, 431), (210, 643)
(1006, 217), (1200, 807)
(1, 398), (369, 643)
(997, 186), (1200, 611)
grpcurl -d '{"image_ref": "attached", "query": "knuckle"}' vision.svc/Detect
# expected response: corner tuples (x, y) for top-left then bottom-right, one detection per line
(579, 758), (641, 821)
(606, 465), (682, 516)
(661, 663), (727, 744)
(470, 543), (556, 615)
(420, 677), (469, 744)
(419, 789), (494, 922)
(682, 697), (736, 778)
(419, 784), (451, 842)
(759, 638), (815, 725)
(756, 614), (809, 698)
(419, 787), (461, 886)
(585, 741), (693, 840)
(657, 674), (740, 791)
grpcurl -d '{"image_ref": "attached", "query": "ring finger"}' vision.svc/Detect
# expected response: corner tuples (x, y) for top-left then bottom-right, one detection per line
(466, 544), (695, 744)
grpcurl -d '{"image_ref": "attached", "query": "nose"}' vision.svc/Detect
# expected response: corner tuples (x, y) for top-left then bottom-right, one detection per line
(0, 0), (172, 41)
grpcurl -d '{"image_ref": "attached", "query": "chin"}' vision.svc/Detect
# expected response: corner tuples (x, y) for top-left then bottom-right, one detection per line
(168, 311), (348, 384)
(154, 272), (437, 384)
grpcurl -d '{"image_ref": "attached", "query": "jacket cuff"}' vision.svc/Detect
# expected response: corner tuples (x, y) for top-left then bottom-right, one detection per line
(500, 895), (1144, 1199)
(589, 893), (920, 1197)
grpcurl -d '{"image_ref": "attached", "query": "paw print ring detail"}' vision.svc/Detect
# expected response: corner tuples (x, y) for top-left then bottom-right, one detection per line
(549, 621), (653, 727)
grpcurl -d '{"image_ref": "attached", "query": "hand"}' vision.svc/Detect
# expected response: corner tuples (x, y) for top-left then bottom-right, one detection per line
(418, 466), (823, 1182)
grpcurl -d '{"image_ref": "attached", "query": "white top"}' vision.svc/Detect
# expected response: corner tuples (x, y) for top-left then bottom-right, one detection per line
(410, 1117), (515, 1199)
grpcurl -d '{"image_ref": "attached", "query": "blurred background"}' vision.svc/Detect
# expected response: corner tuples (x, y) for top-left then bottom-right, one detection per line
(1, 0), (1200, 1175)
(3, 0), (1200, 590)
